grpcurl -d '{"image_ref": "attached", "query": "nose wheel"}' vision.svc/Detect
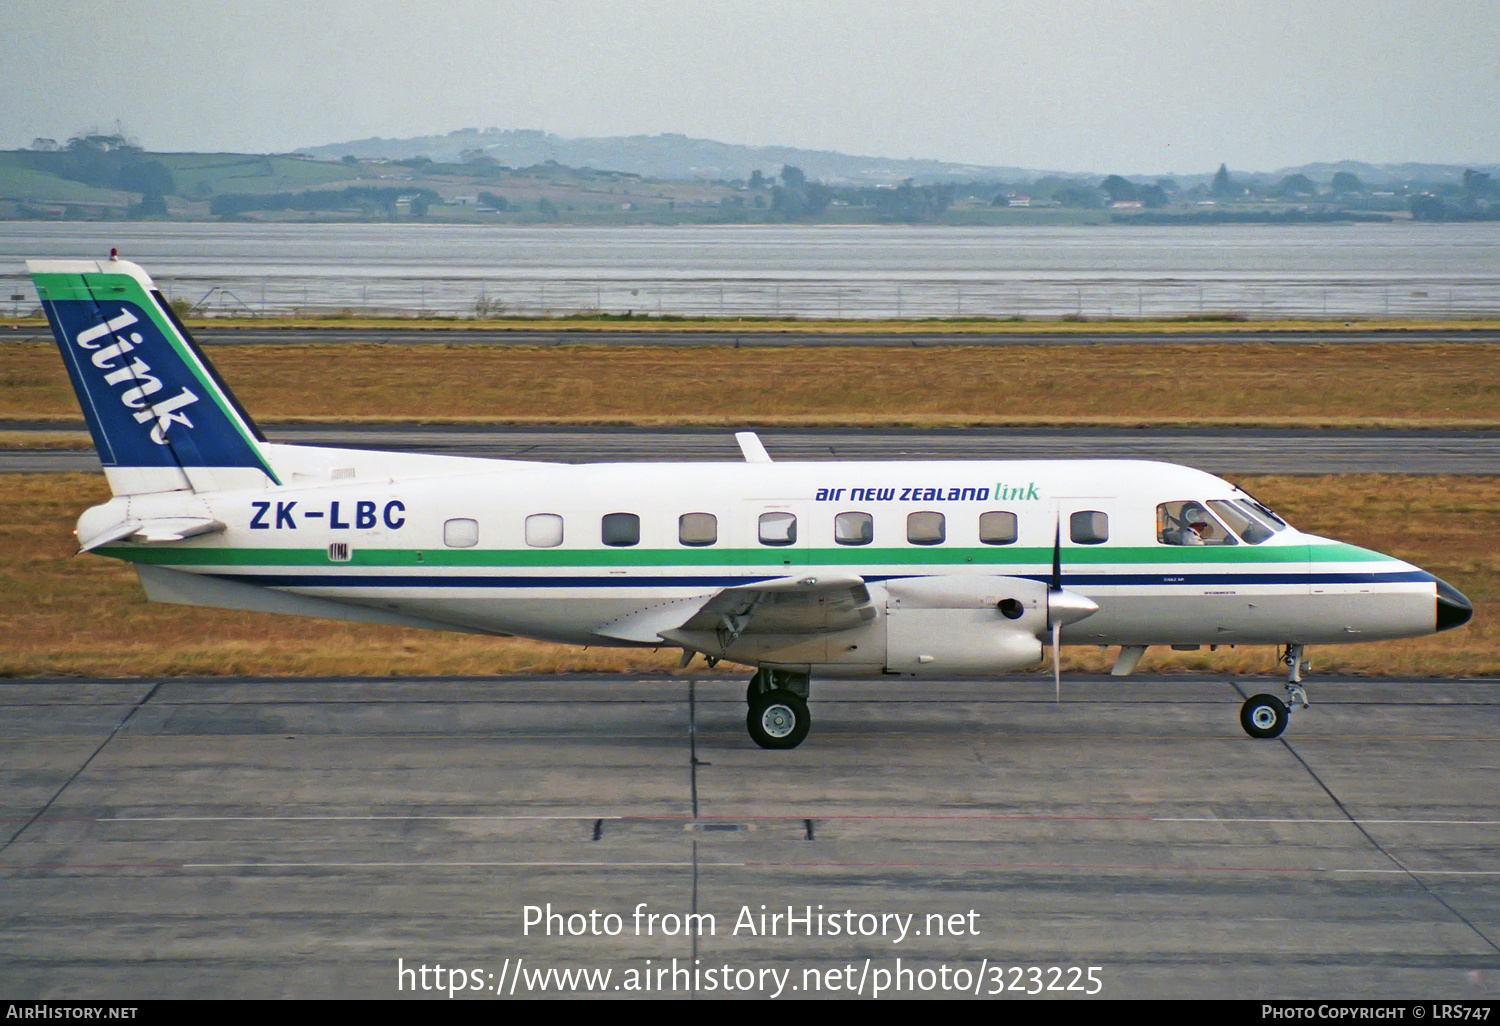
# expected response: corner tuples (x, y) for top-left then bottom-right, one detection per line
(1239, 644), (1311, 739)
(1240, 693), (1289, 739)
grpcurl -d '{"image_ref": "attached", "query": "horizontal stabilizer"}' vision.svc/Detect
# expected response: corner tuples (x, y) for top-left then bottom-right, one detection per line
(79, 517), (225, 552)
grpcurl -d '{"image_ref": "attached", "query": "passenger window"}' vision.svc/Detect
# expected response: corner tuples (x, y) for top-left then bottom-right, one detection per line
(758, 511), (797, 546)
(525, 513), (564, 548)
(835, 511), (873, 546)
(443, 518), (479, 548)
(679, 512), (717, 547)
(601, 512), (640, 547)
(907, 511), (945, 545)
(978, 511), (1018, 545)
(1157, 501), (1234, 546)
(1070, 510), (1108, 545)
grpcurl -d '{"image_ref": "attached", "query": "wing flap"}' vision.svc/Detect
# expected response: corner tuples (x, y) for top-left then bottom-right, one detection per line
(590, 574), (873, 647)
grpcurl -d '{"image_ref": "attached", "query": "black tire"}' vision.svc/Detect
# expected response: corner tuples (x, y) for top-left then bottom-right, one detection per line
(747, 689), (811, 750)
(1240, 693), (1289, 739)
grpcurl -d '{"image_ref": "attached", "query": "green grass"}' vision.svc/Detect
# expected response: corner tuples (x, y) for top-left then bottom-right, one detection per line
(156, 152), (360, 198)
(0, 154), (129, 204)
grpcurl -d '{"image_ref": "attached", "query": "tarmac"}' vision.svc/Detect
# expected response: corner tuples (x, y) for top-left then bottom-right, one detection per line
(7, 425), (1500, 475)
(2, 673), (1497, 999)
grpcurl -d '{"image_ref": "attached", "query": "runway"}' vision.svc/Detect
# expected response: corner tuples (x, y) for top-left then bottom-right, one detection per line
(6, 424), (1500, 475)
(190, 327), (1500, 348)
(7, 325), (1500, 349)
(2, 674), (1497, 999)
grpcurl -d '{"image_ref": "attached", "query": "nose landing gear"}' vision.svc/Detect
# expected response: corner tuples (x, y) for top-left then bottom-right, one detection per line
(1239, 643), (1310, 740)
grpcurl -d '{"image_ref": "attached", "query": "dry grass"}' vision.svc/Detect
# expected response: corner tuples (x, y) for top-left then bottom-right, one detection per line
(2, 473), (1493, 680)
(0, 430), (92, 450)
(4, 342), (1500, 428)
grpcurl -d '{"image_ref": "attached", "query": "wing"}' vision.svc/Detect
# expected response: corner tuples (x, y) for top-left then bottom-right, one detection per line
(591, 573), (875, 649)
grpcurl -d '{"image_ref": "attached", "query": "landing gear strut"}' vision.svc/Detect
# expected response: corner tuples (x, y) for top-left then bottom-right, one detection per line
(745, 669), (812, 749)
(1238, 643), (1310, 740)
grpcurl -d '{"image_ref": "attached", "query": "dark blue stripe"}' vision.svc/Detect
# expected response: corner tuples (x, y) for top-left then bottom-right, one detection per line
(207, 570), (1434, 590)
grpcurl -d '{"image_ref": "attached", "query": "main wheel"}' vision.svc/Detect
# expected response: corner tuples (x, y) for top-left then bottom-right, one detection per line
(747, 689), (810, 750)
(1240, 693), (1289, 739)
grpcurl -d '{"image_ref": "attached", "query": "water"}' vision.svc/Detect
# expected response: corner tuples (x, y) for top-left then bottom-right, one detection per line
(5, 221), (1499, 320)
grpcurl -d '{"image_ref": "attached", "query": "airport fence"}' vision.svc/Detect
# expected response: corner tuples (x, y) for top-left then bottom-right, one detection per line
(4, 274), (1500, 321)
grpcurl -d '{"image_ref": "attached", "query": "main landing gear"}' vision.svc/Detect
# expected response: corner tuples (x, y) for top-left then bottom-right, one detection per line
(745, 668), (811, 750)
(1238, 643), (1311, 740)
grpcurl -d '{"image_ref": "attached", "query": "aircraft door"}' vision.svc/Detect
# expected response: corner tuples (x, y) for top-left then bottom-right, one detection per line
(743, 501), (808, 579)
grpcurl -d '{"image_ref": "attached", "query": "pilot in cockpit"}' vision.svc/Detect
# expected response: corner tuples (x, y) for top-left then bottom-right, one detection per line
(1163, 502), (1211, 545)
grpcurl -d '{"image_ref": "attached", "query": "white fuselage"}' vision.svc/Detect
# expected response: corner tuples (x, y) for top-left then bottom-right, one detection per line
(84, 453), (1441, 676)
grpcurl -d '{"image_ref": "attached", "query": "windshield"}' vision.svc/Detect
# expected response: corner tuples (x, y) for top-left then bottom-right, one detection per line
(1208, 500), (1273, 544)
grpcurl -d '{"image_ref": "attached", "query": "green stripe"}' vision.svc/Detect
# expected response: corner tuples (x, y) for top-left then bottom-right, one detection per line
(32, 271), (130, 302)
(97, 541), (1387, 570)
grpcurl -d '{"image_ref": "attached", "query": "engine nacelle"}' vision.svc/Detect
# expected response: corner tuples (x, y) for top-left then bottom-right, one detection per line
(882, 575), (1051, 675)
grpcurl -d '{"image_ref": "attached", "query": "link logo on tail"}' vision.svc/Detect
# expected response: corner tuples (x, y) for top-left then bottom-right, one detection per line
(29, 256), (277, 494)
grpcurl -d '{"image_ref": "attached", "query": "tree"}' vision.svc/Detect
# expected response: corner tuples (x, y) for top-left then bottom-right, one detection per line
(1053, 183), (1102, 208)
(1274, 173), (1318, 199)
(127, 187), (168, 218)
(770, 166), (832, 219)
(1100, 175), (1138, 202)
(119, 159), (175, 199)
(1330, 171), (1363, 194)
(1211, 164), (1236, 199)
(1463, 169), (1497, 200)
(748, 169), (766, 190)
(1410, 194), (1446, 222)
(1139, 184), (1169, 208)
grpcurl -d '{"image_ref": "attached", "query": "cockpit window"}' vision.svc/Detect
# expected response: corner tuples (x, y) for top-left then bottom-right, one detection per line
(1208, 500), (1272, 544)
(1157, 500), (1236, 546)
(1234, 495), (1288, 531)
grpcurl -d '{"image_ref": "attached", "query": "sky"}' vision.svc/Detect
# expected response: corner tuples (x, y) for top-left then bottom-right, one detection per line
(6, 0), (1499, 176)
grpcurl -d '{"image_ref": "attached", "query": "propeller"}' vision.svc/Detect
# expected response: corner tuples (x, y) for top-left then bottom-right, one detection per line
(1046, 515), (1100, 703)
(1050, 521), (1063, 702)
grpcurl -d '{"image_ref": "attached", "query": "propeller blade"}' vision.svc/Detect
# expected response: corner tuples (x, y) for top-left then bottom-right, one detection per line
(1052, 515), (1062, 702)
(1052, 620), (1061, 703)
(1051, 519), (1063, 593)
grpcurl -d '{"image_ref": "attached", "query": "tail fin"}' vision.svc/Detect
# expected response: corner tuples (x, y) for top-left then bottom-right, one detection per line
(28, 256), (279, 495)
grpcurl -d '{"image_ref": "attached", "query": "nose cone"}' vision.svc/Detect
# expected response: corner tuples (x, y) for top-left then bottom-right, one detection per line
(1047, 587), (1099, 628)
(1435, 577), (1473, 632)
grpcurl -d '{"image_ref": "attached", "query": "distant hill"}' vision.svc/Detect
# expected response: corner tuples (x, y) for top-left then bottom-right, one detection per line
(6, 131), (1496, 224)
(296, 128), (1051, 185)
(299, 128), (1500, 188)
(1269, 160), (1500, 187)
